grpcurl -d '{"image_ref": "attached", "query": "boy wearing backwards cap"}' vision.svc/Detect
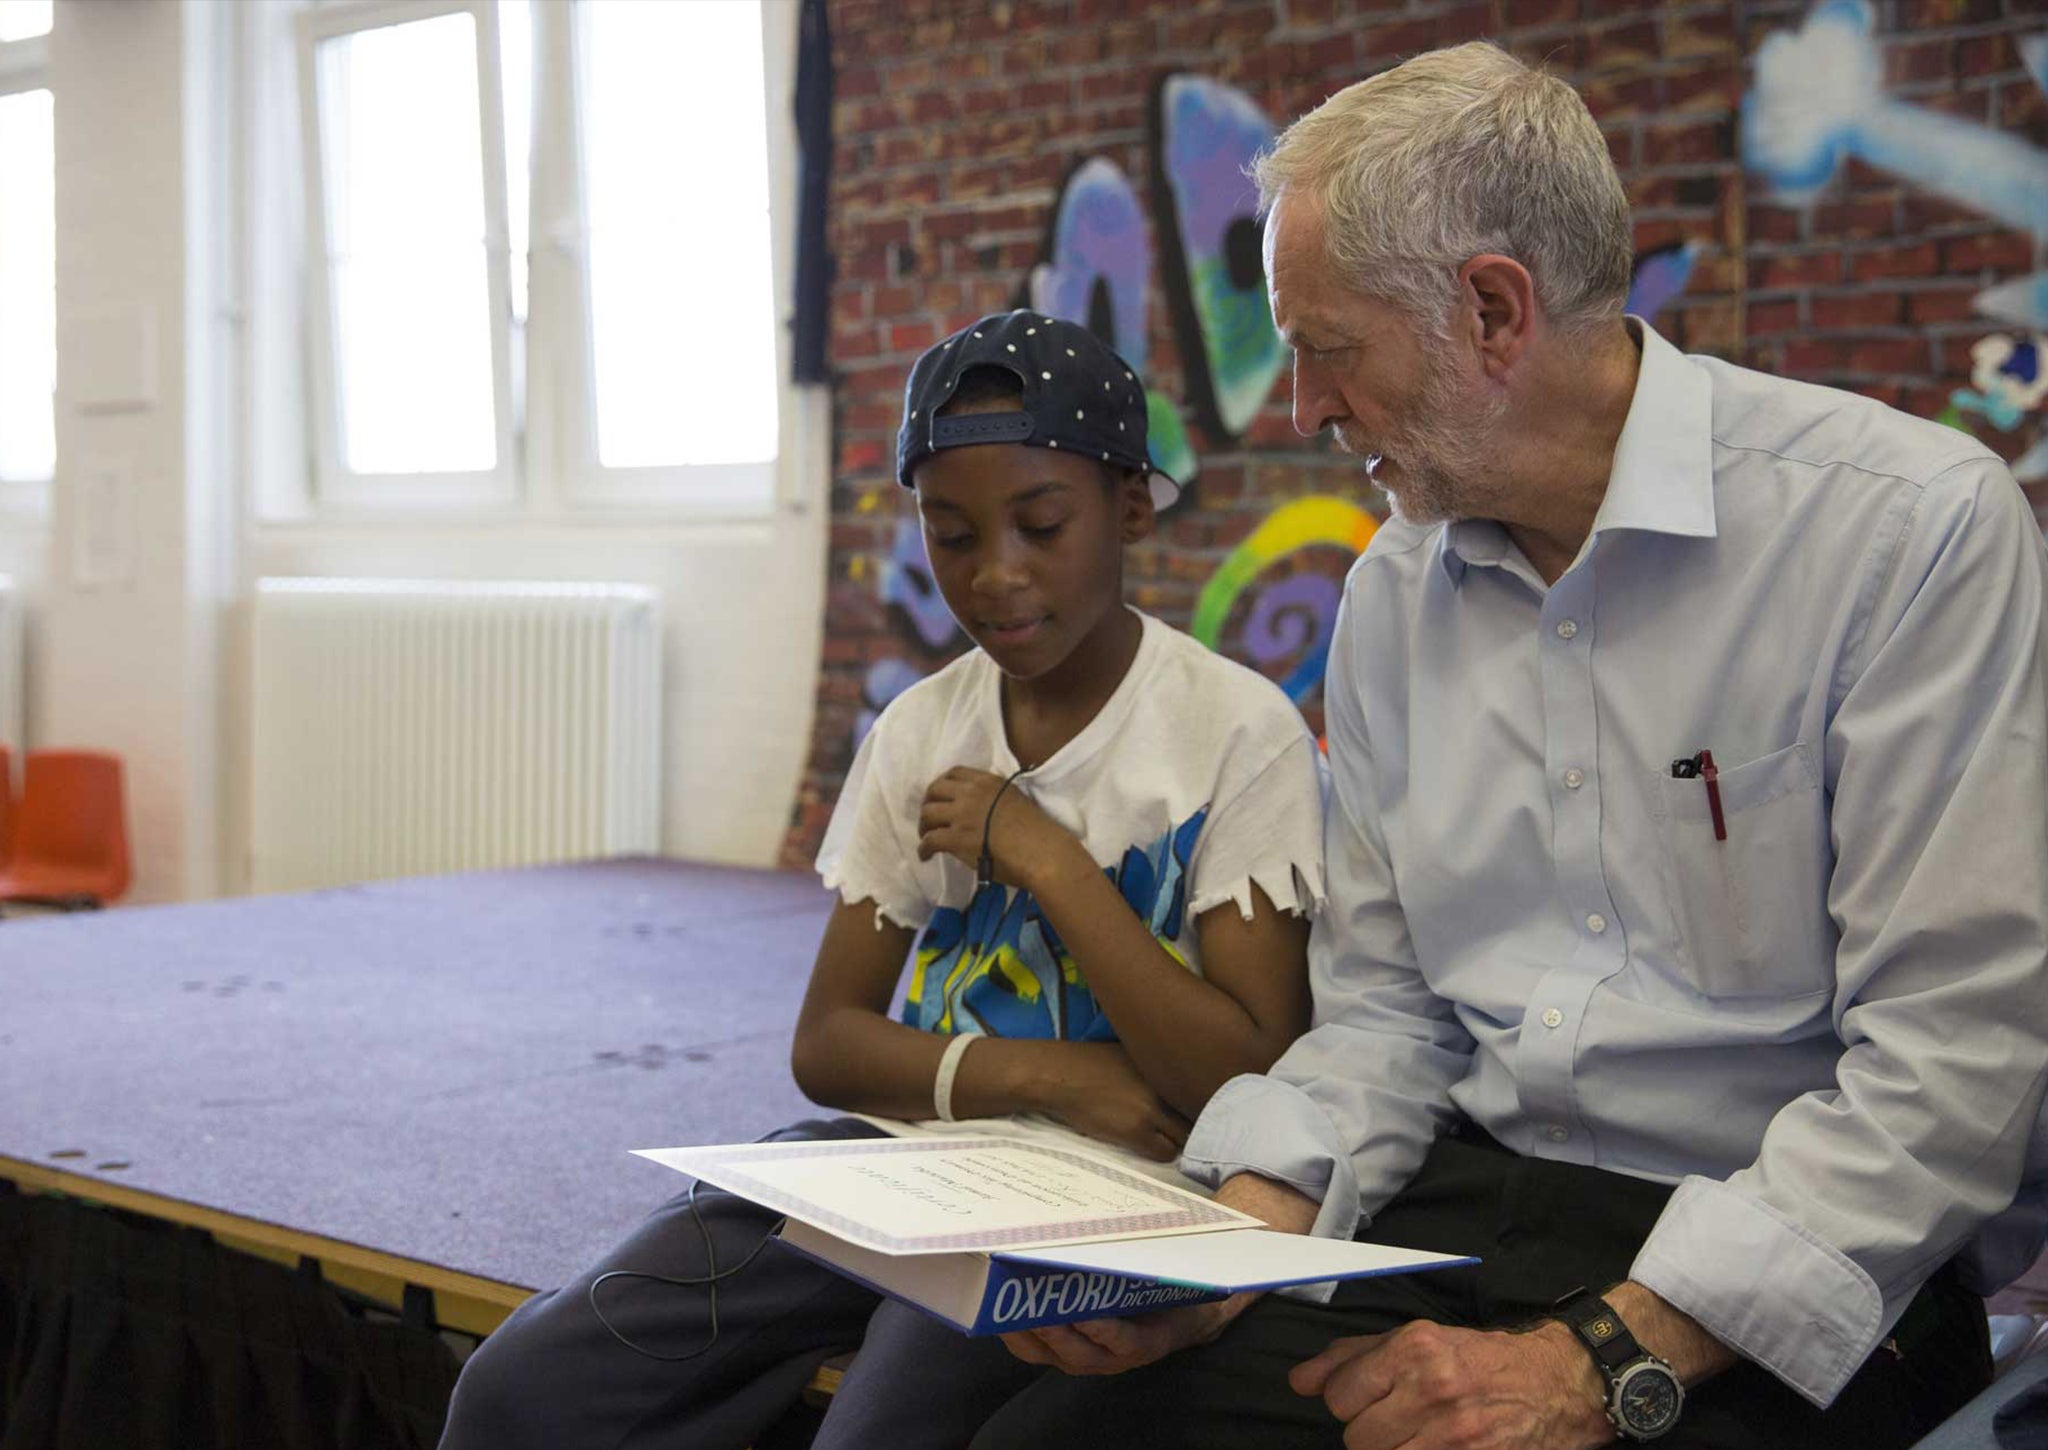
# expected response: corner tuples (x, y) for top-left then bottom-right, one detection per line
(440, 312), (1327, 1450)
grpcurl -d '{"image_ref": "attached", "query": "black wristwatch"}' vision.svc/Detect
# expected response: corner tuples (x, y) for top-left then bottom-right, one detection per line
(1551, 1288), (1684, 1442)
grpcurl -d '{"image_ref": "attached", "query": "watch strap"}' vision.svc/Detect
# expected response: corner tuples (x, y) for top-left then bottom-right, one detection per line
(1553, 1288), (1685, 1443)
(1554, 1288), (1646, 1378)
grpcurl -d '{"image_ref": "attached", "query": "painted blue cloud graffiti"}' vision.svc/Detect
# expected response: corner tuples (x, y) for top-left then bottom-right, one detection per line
(1744, 0), (2048, 235)
(1743, 1), (2048, 484)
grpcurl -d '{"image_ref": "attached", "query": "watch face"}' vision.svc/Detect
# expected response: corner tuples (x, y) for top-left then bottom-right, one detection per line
(1614, 1362), (1683, 1438)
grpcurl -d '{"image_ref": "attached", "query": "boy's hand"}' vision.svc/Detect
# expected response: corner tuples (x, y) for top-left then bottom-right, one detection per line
(1045, 1042), (1191, 1161)
(917, 767), (1088, 892)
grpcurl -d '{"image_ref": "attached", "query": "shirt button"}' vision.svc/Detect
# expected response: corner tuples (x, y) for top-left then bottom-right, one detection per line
(1541, 1007), (1564, 1028)
(1555, 620), (1580, 640)
(1547, 1126), (1571, 1143)
(1563, 768), (1585, 790)
(1586, 912), (1608, 935)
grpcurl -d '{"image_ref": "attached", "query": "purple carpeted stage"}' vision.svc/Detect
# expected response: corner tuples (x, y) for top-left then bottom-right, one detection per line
(0, 859), (835, 1310)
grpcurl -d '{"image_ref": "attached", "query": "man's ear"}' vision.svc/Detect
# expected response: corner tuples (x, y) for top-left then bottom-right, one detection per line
(1457, 254), (1536, 380)
(1119, 472), (1157, 543)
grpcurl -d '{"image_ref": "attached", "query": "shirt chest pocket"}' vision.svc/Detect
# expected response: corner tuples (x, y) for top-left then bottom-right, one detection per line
(1647, 742), (1835, 1000)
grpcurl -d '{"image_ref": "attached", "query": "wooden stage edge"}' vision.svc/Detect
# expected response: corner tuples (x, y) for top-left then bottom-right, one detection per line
(0, 1153), (528, 1337)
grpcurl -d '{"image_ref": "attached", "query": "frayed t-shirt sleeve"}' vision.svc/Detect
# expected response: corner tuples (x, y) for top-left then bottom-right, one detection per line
(1187, 731), (1329, 923)
(815, 713), (932, 933)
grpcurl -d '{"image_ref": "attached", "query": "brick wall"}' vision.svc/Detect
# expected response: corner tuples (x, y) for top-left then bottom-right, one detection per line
(778, 0), (2048, 867)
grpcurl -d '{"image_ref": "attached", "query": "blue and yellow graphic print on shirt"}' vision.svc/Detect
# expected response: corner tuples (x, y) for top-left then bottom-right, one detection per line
(904, 808), (1209, 1041)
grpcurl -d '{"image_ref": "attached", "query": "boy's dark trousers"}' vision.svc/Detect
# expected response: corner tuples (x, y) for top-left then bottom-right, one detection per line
(437, 1117), (890, 1450)
(958, 1125), (1993, 1450)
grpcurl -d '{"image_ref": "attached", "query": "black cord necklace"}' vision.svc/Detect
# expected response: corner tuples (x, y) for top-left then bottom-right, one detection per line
(976, 764), (1031, 885)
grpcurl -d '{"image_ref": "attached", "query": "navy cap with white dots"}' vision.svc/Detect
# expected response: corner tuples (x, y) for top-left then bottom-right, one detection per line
(895, 309), (1179, 509)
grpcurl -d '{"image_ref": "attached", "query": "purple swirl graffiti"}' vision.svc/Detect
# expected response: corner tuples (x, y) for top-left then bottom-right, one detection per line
(1241, 573), (1342, 688)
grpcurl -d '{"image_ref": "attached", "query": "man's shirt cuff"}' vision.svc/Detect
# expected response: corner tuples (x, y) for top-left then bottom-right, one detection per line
(1180, 1073), (1364, 1258)
(1630, 1177), (1885, 1407)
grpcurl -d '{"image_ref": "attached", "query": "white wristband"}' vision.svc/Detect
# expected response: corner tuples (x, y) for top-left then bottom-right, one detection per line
(933, 1032), (979, 1122)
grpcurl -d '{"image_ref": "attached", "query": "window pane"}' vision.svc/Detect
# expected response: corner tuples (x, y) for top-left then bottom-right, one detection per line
(0, 1), (51, 43)
(583, 0), (778, 469)
(0, 88), (54, 485)
(499, 0), (530, 325)
(317, 11), (496, 475)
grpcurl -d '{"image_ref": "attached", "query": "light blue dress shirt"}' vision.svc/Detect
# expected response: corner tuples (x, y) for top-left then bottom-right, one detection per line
(1181, 321), (2048, 1407)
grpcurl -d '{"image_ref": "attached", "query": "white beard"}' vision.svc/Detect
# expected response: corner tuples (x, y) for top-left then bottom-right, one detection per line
(1345, 357), (1510, 526)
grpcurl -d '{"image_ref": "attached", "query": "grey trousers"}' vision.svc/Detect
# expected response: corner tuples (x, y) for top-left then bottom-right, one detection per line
(438, 1118), (890, 1450)
(439, 1116), (1064, 1450)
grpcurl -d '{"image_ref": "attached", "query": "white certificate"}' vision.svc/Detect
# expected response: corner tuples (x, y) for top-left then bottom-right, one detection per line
(635, 1136), (1259, 1255)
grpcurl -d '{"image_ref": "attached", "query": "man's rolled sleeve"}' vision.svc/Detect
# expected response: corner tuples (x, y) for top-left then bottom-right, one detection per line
(1632, 1179), (1883, 1407)
(1180, 1072), (1364, 1244)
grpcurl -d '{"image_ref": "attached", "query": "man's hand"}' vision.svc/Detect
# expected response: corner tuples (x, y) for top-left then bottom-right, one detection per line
(1001, 1292), (1255, 1377)
(1290, 1318), (1612, 1450)
(916, 767), (1087, 891)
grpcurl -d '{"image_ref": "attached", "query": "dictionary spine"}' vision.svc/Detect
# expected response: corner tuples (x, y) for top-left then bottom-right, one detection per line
(969, 1260), (1228, 1335)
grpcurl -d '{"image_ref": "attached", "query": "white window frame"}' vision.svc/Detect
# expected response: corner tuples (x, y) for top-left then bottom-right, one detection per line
(295, 0), (518, 512)
(284, 0), (800, 523)
(0, 23), (51, 517)
(524, 0), (790, 517)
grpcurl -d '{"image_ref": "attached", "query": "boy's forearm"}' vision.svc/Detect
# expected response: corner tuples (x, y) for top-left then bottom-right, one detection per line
(1023, 845), (1284, 1119)
(793, 1005), (1067, 1121)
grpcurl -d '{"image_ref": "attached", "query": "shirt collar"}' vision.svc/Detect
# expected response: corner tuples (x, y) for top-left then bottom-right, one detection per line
(1436, 318), (1717, 586)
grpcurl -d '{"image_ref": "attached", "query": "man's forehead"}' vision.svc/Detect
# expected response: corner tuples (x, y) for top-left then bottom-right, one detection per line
(1264, 196), (1340, 333)
(1263, 194), (1321, 277)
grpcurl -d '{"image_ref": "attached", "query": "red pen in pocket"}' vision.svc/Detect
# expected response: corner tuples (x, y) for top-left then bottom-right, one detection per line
(1698, 749), (1726, 842)
(1671, 750), (1728, 842)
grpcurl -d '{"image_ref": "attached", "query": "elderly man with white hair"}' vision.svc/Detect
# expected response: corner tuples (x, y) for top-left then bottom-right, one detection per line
(972, 40), (2048, 1450)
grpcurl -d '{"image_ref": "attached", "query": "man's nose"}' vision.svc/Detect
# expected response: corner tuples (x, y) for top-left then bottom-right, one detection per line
(1291, 354), (1342, 439)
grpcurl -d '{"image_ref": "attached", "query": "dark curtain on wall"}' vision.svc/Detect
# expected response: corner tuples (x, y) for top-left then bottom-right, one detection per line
(0, 1185), (460, 1450)
(791, 0), (835, 384)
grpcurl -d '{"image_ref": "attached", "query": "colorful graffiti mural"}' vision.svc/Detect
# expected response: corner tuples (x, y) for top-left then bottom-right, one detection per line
(856, 73), (1323, 754)
(1972, 246), (2048, 481)
(1027, 75), (1293, 491)
(854, 515), (967, 752)
(1190, 496), (1379, 708)
(1744, 0), (2048, 480)
(1955, 333), (2048, 432)
(880, 514), (959, 651)
(1746, 2), (2047, 233)
(1026, 157), (1199, 487)
(1625, 241), (1702, 324)
(1151, 74), (1288, 444)
(855, 656), (926, 747)
(1027, 157), (1151, 373)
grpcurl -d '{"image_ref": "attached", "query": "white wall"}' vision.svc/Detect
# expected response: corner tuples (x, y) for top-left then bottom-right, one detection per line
(40, 0), (217, 903)
(29, 0), (829, 903)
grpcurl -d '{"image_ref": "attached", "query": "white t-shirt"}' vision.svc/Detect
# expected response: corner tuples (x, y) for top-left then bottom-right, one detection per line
(815, 610), (1327, 1178)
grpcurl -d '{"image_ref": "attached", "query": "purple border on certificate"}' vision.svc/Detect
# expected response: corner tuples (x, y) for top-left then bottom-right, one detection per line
(675, 1137), (1246, 1253)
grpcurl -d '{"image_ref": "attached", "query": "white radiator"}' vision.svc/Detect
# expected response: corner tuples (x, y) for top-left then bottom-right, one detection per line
(250, 579), (661, 893)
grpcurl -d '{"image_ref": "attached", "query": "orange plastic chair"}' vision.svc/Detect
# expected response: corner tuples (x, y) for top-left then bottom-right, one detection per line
(0, 750), (132, 909)
(0, 744), (14, 868)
